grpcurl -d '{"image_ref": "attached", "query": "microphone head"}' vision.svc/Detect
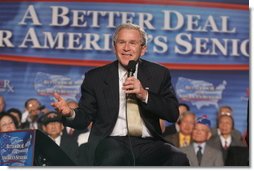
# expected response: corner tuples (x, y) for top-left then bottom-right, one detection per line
(127, 60), (137, 73)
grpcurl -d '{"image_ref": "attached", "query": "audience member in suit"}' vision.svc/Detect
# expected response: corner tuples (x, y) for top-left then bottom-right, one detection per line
(211, 105), (242, 141)
(51, 22), (189, 166)
(21, 98), (48, 130)
(164, 111), (196, 148)
(162, 103), (190, 136)
(180, 115), (224, 166)
(208, 114), (247, 164)
(41, 111), (79, 165)
(0, 112), (18, 132)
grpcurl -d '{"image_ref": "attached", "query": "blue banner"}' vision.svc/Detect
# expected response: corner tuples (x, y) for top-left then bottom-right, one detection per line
(0, 0), (249, 135)
(0, 1), (249, 65)
(0, 130), (35, 166)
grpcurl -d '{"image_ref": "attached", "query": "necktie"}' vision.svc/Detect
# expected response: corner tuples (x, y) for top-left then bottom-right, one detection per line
(182, 136), (188, 147)
(126, 97), (143, 136)
(196, 146), (202, 166)
(224, 140), (228, 149)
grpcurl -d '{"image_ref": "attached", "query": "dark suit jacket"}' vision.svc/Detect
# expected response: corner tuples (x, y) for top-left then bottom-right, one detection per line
(225, 146), (249, 166)
(60, 135), (79, 165)
(63, 59), (179, 165)
(163, 123), (178, 136)
(207, 134), (247, 163)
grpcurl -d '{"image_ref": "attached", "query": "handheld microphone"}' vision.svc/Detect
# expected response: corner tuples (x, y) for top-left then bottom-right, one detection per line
(126, 60), (137, 99)
(127, 60), (137, 77)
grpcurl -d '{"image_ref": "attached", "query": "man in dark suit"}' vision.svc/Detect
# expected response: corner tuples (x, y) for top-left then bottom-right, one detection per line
(52, 23), (189, 166)
(41, 111), (79, 165)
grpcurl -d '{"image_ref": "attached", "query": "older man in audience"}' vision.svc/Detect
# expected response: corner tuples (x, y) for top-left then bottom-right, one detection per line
(164, 111), (196, 148)
(180, 115), (224, 166)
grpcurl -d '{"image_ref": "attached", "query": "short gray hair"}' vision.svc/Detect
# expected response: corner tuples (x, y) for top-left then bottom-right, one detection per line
(112, 23), (148, 47)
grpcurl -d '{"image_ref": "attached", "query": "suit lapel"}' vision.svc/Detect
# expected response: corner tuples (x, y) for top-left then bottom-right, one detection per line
(137, 60), (151, 90)
(103, 61), (119, 117)
(189, 146), (199, 166)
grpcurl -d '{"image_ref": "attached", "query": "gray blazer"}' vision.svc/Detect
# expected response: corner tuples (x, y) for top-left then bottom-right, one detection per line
(180, 143), (224, 166)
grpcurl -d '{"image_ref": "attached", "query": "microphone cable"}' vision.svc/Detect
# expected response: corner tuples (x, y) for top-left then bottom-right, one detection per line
(125, 94), (136, 166)
(124, 59), (138, 166)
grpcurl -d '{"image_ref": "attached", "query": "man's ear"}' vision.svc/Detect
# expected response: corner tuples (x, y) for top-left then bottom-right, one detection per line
(42, 125), (46, 132)
(61, 123), (64, 131)
(207, 130), (212, 140)
(140, 46), (147, 57)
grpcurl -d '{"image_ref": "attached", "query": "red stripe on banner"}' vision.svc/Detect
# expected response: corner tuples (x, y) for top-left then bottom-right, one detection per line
(0, 55), (249, 70)
(161, 63), (249, 70)
(0, 0), (248, 10)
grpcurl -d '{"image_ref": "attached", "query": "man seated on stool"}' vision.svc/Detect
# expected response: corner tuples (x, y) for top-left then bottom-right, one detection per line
(51, 22), (189, 166)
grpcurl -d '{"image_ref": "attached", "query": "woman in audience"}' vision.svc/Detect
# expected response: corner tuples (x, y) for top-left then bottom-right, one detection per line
(7, 108), (22, 128)
(0, 112), (18, 132)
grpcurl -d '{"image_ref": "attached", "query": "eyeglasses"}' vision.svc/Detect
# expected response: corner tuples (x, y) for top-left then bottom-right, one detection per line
(220, 112), (232, 116)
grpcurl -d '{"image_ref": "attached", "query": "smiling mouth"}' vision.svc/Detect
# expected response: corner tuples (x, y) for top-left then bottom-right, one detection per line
(122, 53), (132, 56)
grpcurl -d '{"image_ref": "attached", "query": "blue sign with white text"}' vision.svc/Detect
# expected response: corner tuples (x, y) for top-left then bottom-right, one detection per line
(0, 130), (35, 166)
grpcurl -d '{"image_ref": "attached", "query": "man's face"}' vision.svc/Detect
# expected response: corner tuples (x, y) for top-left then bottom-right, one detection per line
(43, 122), (63, 139)
(114, 28), (147, 67)
(26, 100), (41, 119)
(179, 115), (195, 136)
(219, 116), (233, 136)
(192, 123), (210, 143)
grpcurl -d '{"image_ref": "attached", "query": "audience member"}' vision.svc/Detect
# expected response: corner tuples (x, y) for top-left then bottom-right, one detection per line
(21, 98), (48, 130)
(0, 112), (18, 132)
(41, 111), (79, 165)
(211, 105), (242, 140)
(164, 111), (195, 148)
(163, 103), (190, 136)
(7, 108), (22, 128)
(180, 115), (224, 166)
(208, 114), (247, 164)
